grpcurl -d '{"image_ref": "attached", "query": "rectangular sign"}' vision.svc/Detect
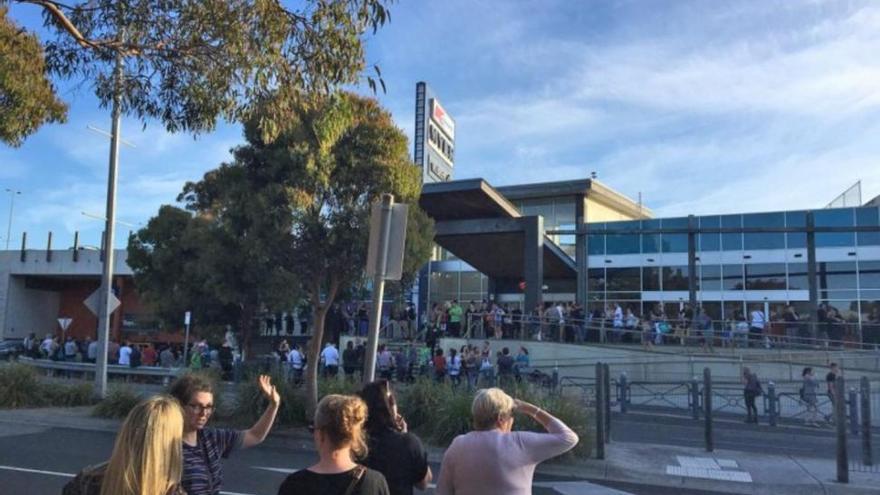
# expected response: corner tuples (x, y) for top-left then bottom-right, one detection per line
(431, 99), (455, 140)
(366, 202), (409, 280)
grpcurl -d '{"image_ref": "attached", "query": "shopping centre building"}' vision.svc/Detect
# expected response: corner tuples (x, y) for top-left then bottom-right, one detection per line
(418, 177), (880, 340)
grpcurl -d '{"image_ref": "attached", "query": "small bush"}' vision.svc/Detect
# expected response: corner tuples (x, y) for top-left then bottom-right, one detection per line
(0, 364), (96, 409)
(0, 364), (44, 408)
(93, 387), (143, 419)
(43, 382), (95, 407)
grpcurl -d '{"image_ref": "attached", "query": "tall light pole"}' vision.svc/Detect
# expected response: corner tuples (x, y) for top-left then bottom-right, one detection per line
(4, 189), (21, 250)
(94, 49), (125, 400)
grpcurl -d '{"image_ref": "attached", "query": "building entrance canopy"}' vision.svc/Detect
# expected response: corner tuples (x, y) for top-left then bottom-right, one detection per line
(420, 179), (576, 310)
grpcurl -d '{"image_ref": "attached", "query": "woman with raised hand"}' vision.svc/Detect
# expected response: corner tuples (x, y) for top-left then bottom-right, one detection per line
(63, 395), (186, 495)
(278, 394), (389, 495)
(359, 380), (431, 495)
(169, 373), (280, 495)
(436, 388), (578, 495)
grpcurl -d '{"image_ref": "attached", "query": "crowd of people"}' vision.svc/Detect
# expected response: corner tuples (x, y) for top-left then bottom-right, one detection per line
(62, 375), (577, 495)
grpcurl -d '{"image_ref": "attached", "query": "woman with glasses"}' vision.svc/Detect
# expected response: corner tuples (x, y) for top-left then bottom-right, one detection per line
(169, 373), (280, 495)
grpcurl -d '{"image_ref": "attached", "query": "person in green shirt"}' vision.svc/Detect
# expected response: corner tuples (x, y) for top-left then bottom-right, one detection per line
(448, 300), (463, 337)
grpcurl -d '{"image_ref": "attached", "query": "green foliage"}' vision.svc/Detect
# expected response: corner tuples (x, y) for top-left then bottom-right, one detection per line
(0, 6), (67, 146)
(5, 0), (392, 141)
(0, 363), (44, 408)
(93, 387), (144, 419)
(0, 364), (95, 408)
(232, 370), (307, 427)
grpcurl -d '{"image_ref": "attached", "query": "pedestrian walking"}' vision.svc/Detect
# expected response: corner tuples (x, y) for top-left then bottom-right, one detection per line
(801, 367), (821, 426)
(360, 381), (432, 495)
(170, 374), (280, 495)
(63, 395), (186, 495)
(322, 342), (340, 378)
(277, 395), (390, 495)
(742, 367), (763, 424)
(435, 388), (578, 495)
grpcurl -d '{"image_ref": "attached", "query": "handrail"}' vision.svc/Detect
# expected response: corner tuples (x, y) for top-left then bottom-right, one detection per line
(17, 356), (183, 378)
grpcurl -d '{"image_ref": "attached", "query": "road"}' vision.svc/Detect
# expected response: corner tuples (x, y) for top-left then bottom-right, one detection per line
(0, 421), (733, 495)
(611, 410), (876, 460)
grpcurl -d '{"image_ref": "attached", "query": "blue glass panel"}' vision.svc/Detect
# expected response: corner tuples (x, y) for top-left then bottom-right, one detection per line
(700, 265), (722, 290)
(605, 220), (640, 232)
(722, 264), (744, 290)
(743, 212), (785, 250)
(815, 208), (855, 247)
(641, 219), (660, 254)
(860, 261), (880, 289)
(856, 207), (880, 246)
(642, 267), (661, 290)
(662, 234), (688, 253)
(699, 216), (720, 251)
(606, 234), (640, 254)
(816, 262), (857, 290)
(721, 215), (742, 251)
(659, 217), (688, 253)
(786, 211), (807, 227)
(588, 234), (605, 255)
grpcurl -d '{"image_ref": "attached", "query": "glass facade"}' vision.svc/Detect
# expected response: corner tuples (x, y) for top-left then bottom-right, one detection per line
(426, 189), (880, 337)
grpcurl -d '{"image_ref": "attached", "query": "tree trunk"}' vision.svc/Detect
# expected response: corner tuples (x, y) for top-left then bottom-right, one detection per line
(305, 303), (329, 421)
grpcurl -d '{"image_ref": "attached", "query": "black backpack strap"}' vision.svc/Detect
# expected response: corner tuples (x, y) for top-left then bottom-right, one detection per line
(343, 465), (367, 495)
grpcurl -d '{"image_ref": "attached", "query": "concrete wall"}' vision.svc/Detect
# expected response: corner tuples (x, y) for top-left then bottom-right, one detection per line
(0, 249), (132, 340)
(3, 276), (60, 340)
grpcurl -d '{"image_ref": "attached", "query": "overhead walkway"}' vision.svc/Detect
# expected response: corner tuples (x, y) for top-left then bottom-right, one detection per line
(419, 179), (576, 309)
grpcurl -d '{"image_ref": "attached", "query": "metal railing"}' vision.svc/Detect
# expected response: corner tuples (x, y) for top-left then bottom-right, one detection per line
(452, 312), (880, 353)
(17, 356), (183, 382)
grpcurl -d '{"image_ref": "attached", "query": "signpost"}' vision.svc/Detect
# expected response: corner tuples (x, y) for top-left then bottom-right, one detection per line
(363, 194), (408, 383)
(182, 311), (192, 367)
(57, 317), (72, 336)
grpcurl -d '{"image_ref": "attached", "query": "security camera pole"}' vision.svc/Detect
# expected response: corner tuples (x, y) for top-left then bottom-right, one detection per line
(363, 194), (408, 383)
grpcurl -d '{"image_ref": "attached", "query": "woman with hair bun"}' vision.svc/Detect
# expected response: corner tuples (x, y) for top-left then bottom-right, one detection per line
(277, 394), (389, 495)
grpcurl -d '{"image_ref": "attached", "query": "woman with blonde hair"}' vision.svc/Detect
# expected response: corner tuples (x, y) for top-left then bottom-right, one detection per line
(278, 394), (389, 495)
(435, 388), (578, 495)
(63, 395), (185, 495)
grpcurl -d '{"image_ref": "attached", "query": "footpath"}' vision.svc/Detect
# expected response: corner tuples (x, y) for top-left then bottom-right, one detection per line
(0, 407), (877, 495)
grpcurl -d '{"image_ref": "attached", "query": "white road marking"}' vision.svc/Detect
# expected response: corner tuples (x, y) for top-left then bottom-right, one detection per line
(0, 464), (257, 495)
(0, 465), (73, 477)
(252, 466), (298, 474)
(666, 456), (752, 483)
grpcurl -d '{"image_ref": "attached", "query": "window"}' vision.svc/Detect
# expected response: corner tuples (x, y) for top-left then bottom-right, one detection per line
(786, 211), (807, 249)
(721, 215), (742, 251)
(743, 212), (785, 250)
(588, 234), (605, 255)
(643, 267), (661, 291)
(588, 268), (605, 292)
(815, 208), (855, 247)
(641, 219), (660, 253)
(744, 263), (787, 290)
(856, 207), (880, 246)
(661, 217), (688, 253)
(816, 262), (857, 290)
(700, 265), (722, 291)
(606, 234), (640, 254)
(699, 216), (720, 252)
(606, 267), (641, 291)
(662, 266), (690, 291)
(788, 263), (808, 290)
(722, 264), (744, 290)
(724, 300), (745, 320)
(860, 261), (880, 289)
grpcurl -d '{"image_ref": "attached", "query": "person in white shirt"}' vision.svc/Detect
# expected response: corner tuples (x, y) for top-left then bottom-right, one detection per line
(320, 342), (339, 377)
(118, 341), (133, 366)
(288, 344), (304, 384)
(749, 309), (766, 348)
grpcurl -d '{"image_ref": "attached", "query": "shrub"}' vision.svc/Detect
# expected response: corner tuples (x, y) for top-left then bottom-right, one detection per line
(232, 370), (306, 427)
(93, 387), (144, 419)
(0, 363), (44, 408)
(43, 382), (95, 407)
(0, 364), (96, 409)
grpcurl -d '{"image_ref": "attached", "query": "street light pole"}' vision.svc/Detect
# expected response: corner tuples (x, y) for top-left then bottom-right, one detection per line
(4, 189), (21, 250)
(94, 50), (124, 399)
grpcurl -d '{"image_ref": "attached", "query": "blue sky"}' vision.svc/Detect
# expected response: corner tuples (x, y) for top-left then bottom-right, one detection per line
(3, 0), (880, 249)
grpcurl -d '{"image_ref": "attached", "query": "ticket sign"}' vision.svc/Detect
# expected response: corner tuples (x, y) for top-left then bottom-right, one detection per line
(431, 99), (455, 140)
